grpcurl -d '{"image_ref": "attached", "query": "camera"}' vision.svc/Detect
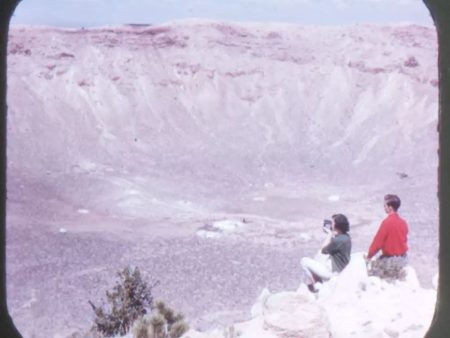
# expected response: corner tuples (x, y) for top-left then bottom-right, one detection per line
(323, 219), (332, 230)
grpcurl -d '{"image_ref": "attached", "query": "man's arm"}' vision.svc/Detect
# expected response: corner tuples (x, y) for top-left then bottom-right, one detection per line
(367, 221), (388, 259)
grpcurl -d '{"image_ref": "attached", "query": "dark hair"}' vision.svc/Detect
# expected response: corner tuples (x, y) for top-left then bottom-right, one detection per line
(332, 214), (350, 234)
(384, 194), (401, 211)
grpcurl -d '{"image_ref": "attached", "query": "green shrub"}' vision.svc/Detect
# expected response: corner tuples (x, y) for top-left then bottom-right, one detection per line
(89, 266), (159, 337)
(132, 315), (152, 338)
(223, 325), (241, 338)
(132, 301), (189, 338)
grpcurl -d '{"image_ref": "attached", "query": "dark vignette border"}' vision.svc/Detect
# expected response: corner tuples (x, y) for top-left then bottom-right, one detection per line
(423, 0), (450, 336)
(0, 1), (448, 337)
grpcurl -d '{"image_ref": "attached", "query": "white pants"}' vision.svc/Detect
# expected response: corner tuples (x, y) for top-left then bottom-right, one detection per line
(301, 256), (333, 285)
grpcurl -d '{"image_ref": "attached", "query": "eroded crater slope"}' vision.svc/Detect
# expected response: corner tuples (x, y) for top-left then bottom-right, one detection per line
(6, 21), (439, 337)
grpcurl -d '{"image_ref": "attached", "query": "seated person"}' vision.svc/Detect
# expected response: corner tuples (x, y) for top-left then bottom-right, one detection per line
(301, 214), (352, 293)
(366, 194), (409, 281)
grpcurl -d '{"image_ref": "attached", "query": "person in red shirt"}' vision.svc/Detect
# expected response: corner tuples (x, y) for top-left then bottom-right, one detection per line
(366, 194), (409, 281)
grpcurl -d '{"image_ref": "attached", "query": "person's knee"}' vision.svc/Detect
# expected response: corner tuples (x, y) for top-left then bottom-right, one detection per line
(301, 257), (312, 268)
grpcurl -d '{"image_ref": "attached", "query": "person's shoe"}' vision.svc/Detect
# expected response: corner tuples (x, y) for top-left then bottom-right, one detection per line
(312, 273), (323, 284)
(307, 284), (318, 293)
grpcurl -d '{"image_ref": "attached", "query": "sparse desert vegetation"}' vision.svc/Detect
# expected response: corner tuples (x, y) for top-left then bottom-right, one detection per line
(87, 266), (188, 338)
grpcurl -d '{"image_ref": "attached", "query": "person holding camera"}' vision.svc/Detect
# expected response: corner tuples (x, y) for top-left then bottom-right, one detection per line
(300, 214), (352, 293)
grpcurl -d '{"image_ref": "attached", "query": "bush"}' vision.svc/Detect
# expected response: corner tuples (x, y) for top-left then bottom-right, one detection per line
(89, 266), (159, 337)
(132, 315), (152, 338)
(404, 56), (419, 68)
(223, 325), (241, 338)
(132, 301), (189, 338)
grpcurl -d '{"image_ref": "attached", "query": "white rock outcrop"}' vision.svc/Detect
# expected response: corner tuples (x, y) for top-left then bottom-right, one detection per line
(184, 252), (436, 338)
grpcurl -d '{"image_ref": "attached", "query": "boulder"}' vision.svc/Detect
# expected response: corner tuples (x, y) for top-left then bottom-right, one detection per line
(250, 288), (271, 318)
(262, 292), (330, 338)
(432, 272), (438, 290)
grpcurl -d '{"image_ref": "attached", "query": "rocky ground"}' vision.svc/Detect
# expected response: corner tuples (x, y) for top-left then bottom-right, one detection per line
(5, 21), (438, 337)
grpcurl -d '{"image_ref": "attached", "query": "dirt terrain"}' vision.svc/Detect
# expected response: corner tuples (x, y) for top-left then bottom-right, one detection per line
(5, 21), (438, 337)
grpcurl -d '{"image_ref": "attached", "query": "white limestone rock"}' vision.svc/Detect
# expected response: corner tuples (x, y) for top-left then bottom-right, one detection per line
(262, 292), (331, 338)
(212, 219), (246, 233)
(432, 272), (438, 290)
(250, 288), (271, 318)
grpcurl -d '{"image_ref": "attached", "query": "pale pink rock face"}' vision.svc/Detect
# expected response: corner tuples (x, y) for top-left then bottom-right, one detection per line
(5, 21), (438, 337)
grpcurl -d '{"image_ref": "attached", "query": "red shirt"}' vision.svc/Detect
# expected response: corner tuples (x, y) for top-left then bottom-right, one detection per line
(368, 213), (408, 259)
